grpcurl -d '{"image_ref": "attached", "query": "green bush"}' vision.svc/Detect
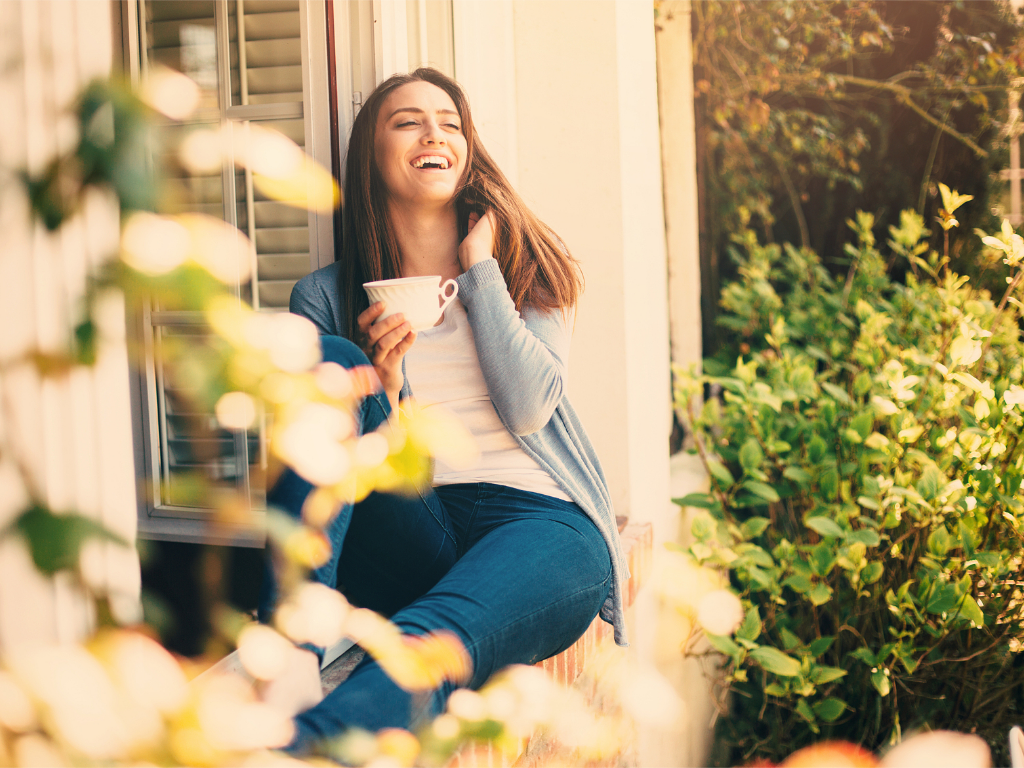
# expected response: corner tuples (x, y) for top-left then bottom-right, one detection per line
(674, 193), (1024, 765)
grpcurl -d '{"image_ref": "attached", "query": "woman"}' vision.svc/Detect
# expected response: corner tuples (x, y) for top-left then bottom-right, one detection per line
(273, 67), (628, 752)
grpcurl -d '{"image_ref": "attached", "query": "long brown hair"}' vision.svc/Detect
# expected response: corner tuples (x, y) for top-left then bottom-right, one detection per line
(338, 67), (582, 339)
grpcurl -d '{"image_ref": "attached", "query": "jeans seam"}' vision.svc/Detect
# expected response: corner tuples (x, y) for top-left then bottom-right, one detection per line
(456, 489), (483, 559)
(420, 492), (457, 547)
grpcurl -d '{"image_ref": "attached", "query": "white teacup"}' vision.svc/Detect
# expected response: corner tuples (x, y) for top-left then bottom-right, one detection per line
(363, 275), (459, 331)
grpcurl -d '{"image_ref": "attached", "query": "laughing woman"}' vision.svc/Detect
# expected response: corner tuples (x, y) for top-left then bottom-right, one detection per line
(272, 67), (628, 752)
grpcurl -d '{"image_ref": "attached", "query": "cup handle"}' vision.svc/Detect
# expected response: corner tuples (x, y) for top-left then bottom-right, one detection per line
(438, 279), (459, 315)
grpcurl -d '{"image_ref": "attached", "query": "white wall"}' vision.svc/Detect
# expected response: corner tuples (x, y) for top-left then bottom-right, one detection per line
(0, 0), (139, 650)
(455, 0), (673, 542)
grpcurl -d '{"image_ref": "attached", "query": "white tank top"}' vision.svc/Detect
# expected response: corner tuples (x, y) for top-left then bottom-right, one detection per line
(403, 298), (571, 501)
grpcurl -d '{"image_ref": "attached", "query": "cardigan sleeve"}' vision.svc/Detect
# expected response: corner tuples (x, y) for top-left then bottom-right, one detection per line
(290, 263), (343, 337)
(456, 258), (572, 436)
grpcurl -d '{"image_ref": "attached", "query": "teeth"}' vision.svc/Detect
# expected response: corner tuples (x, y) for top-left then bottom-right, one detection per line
(412, 155), (449, 169)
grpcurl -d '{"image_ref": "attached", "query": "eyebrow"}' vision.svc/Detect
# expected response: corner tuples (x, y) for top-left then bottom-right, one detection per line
(387, 107), (460, 120)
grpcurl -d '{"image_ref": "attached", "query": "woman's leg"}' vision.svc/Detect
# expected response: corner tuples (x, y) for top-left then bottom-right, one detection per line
(260, 336), (457, 624)
(288, 484), (612, 749)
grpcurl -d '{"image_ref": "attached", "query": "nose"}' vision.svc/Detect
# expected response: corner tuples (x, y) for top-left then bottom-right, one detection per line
(422, 119), (446, 146)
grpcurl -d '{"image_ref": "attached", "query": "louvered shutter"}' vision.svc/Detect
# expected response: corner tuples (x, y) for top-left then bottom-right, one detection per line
(139, 0), (320, 534)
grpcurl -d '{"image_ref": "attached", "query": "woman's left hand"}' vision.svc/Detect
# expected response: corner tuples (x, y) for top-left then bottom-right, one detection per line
(459, 209), (496, 272)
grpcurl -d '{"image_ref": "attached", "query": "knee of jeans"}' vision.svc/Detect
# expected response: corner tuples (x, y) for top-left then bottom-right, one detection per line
(321, 335), (370, 369)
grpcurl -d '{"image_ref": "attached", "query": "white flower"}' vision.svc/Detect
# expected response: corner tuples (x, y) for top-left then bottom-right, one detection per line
(696, 589), (745, 636)
(121, 212), (189, 274)
(949, 336), (982, 367)
(871, 396), (900, 415)
(276, 403), (353, 486)
(1004, 386), (1024, 409)
(890, 374), (921, 402)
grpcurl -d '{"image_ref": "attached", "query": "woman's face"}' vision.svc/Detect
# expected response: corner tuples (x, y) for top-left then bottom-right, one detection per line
(374, 81), (467, 209)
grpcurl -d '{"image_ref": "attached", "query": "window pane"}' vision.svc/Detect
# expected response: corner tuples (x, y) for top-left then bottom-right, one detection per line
(144, 0), (220, 114)
(154, 325), (263, 510)
(228, 0), (303, 107)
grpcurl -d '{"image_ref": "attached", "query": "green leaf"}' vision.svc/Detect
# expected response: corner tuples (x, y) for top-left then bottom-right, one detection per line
(746, 565), (773, 588)
(848, 529), (881, 547)
(795, 698), (816, 722)
(810, 543), (837, 577)
(741, 517), (771, 539)
(925, 583), (961, 615)
(871, 669), (891, 697)
(739, 438), (765, 471)
(784, 573), (813, 594)
(975, 552), (1001, 567)
(850, 647), (877, 666)
(765, 683), (787, 697)
(807, 434), (828, 464)
(850, 410), (874, 440)
(958, 520), (978, 557)
(7, 504), (129, 576)
(808, 582), (833, 606)
(739, 545), (775, 569)
(73, 319), (98, 365)
(673, 493), (718, 510)
(899, 648), (920, 674)
(927, 526), (951, 558)
(743, 480), (781, 503)
(821, 382), (852, 405)
(808, 636), (835, 657)
(810, 666), (847, 684)
(916, 465), (944, 500)
(736, 605), (762, 642)
(704, 632), (742, 660)
(783, 466), (813, 486)
(862, 561), (884, 584)
(954, 594), (984, 627)
(853, 371), (873, 396)
(818, 466), (839, 499)
(780, 627), (802, 650)
(806, 517), (845, 539)
(707, 459), (736, 487)
(749, 647), (802, 677)
(812, 697), (848, 722)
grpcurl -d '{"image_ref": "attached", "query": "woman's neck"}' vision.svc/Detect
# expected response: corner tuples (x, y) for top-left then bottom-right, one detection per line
(389, 203), (462, 282)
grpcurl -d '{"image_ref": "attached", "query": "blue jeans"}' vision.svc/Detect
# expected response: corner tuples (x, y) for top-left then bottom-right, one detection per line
(265, 337), (612, 752)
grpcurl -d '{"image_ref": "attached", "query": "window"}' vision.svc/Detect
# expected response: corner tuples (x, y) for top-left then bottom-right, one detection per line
(124, 0), (454, 545)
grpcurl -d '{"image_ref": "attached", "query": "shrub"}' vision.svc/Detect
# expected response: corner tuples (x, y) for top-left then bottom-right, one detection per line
(674, 191), (1024, 765)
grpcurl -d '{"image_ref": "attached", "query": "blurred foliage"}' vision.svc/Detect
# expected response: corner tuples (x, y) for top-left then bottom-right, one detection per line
(2, 504), (127, 576)
(674, 187), (1024, 765)
(0, 70), (626, 767)
(684, 0), (1024, 355)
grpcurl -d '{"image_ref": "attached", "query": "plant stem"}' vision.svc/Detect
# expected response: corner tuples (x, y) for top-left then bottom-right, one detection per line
(772, 153), (810, 250)
(918, 117), (945, 217)
(974, 268), (1024, 378)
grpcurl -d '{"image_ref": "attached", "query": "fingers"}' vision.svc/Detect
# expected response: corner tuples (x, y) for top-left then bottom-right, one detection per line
(357, 303), (409, 352)
(357, 302), (386, 336)
(371, 322), (414, 365)
(467, 211), (480, 231)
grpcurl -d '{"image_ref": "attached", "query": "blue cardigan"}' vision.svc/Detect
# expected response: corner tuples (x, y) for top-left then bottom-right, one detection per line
(290, 258), (629, 646)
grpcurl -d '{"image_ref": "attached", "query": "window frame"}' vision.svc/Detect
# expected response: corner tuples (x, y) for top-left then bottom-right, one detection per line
(126, 0), (341, 546)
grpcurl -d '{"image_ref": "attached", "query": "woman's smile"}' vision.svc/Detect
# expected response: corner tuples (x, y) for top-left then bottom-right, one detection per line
(375, 81), (467, 207)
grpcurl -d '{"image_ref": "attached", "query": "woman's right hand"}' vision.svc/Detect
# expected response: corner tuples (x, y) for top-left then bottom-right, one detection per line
(356, 302), (416, 412)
